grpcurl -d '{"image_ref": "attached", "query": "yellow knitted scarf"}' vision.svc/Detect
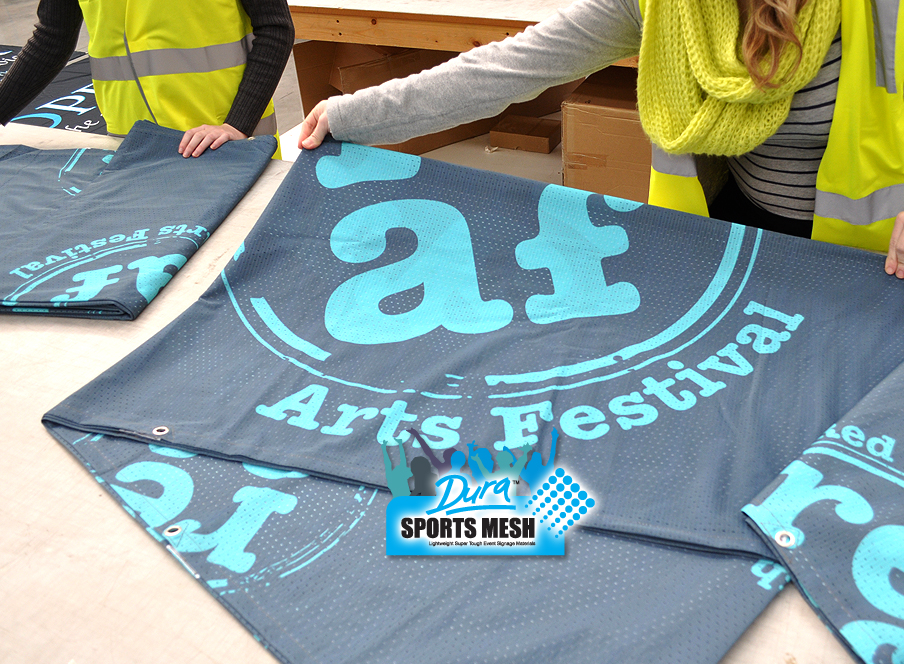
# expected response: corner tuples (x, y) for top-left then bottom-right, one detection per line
(637, 0), (841, 156)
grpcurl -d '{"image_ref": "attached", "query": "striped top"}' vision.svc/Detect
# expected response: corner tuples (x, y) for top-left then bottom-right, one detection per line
(728, 33), (842, 220)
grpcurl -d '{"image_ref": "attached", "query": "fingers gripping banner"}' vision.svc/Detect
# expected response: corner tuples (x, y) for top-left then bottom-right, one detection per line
(0, 121), (275, 319)
(44, 140), (904, 661)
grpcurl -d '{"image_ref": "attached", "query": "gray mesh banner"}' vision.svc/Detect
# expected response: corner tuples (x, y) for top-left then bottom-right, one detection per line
(745, 362), (904, 664)
(0, 121), (275, 319)
(45, 422), (783, 663)
(43, 139), (904, 661)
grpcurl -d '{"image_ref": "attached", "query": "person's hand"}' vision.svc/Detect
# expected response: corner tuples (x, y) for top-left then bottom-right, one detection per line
(299, 100), (330, 150)
(885, 212), (904, 278)
(179, 123), (247, 158)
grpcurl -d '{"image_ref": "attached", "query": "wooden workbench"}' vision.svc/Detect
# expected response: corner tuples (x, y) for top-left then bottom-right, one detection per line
(289, 0), (567, 52)
(286, 0), (635, 157)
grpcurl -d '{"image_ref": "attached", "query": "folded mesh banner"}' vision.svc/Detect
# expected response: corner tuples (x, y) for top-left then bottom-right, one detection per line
(43, 140), (904, 660)
(44, 423), (783, 663)
(0, 121), (275, 319)
(745, 363), (904, 664)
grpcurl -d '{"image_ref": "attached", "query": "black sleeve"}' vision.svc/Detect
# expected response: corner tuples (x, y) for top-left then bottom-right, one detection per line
(226, 0), (295, 135)
(0, 0), (83, 125)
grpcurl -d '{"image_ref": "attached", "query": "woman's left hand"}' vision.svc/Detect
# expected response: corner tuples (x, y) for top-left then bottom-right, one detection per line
(885, 212), (904, 279)
(179, 123), (247, 157)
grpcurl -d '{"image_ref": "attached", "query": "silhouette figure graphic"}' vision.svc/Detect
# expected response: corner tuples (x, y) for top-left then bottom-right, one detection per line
(467, 440), (495, 483)
(410, 456), (438, 496)
(473, 442), (532, 498)
(381, 437), (412, 497)
(407, 428), (459, 475)
(520, 428), (559, 493)
(448, 449), (467, 474)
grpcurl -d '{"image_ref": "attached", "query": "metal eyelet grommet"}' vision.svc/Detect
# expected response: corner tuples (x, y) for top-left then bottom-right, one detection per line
(152, 426), (170, 436)
(775, 530), (796, 548)
(164, 525), (182, 537)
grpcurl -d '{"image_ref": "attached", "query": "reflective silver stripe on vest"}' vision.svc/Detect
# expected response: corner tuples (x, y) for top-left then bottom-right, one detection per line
(252, 112), (277, 136)
(815, 183), (904, 224)
(651, 146), (698, 177)
(871, 0), (899, 93)
(91, 34), (254, 81)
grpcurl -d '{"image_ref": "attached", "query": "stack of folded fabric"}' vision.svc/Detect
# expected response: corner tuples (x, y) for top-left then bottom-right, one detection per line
(0, 121), (275, 319)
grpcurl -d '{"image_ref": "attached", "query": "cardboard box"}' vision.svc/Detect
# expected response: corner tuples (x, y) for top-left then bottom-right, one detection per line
(293, 40), (582, 155)
(331, 46), (454, 94)
(562, 66), (651, 203)
(489, 115), (562, 154)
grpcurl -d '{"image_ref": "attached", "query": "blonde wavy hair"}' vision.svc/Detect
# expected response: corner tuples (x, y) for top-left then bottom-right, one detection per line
(740, 0), (809, 88)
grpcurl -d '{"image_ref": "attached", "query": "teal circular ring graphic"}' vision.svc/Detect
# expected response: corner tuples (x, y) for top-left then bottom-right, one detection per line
(224, 149), (763, 403)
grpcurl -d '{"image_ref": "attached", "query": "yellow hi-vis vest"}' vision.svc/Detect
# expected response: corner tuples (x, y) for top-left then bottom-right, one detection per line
(640, 0), (904, 253)
(78, 0), (277, 144)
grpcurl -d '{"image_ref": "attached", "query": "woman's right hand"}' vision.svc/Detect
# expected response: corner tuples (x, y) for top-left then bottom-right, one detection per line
(298, 100), (331, 150)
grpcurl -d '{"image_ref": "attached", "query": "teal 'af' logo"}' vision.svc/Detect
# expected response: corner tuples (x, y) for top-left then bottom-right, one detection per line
(227, 142), (762, 405)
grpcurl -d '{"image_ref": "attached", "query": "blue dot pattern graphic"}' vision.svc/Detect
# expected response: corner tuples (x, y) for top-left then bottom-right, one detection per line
(526, 467), (596, 537)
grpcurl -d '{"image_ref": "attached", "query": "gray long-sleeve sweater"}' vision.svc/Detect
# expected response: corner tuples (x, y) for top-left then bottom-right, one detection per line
(329, 0), (642, 146)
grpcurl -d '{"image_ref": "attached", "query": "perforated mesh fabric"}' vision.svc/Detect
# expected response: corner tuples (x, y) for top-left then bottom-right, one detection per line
(0, 121), (275, 319)
(46, 139), (904, 555)
(47, 423), (784, 664)
(745, 362), (904, 664)
(42, 139), (904, 662)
